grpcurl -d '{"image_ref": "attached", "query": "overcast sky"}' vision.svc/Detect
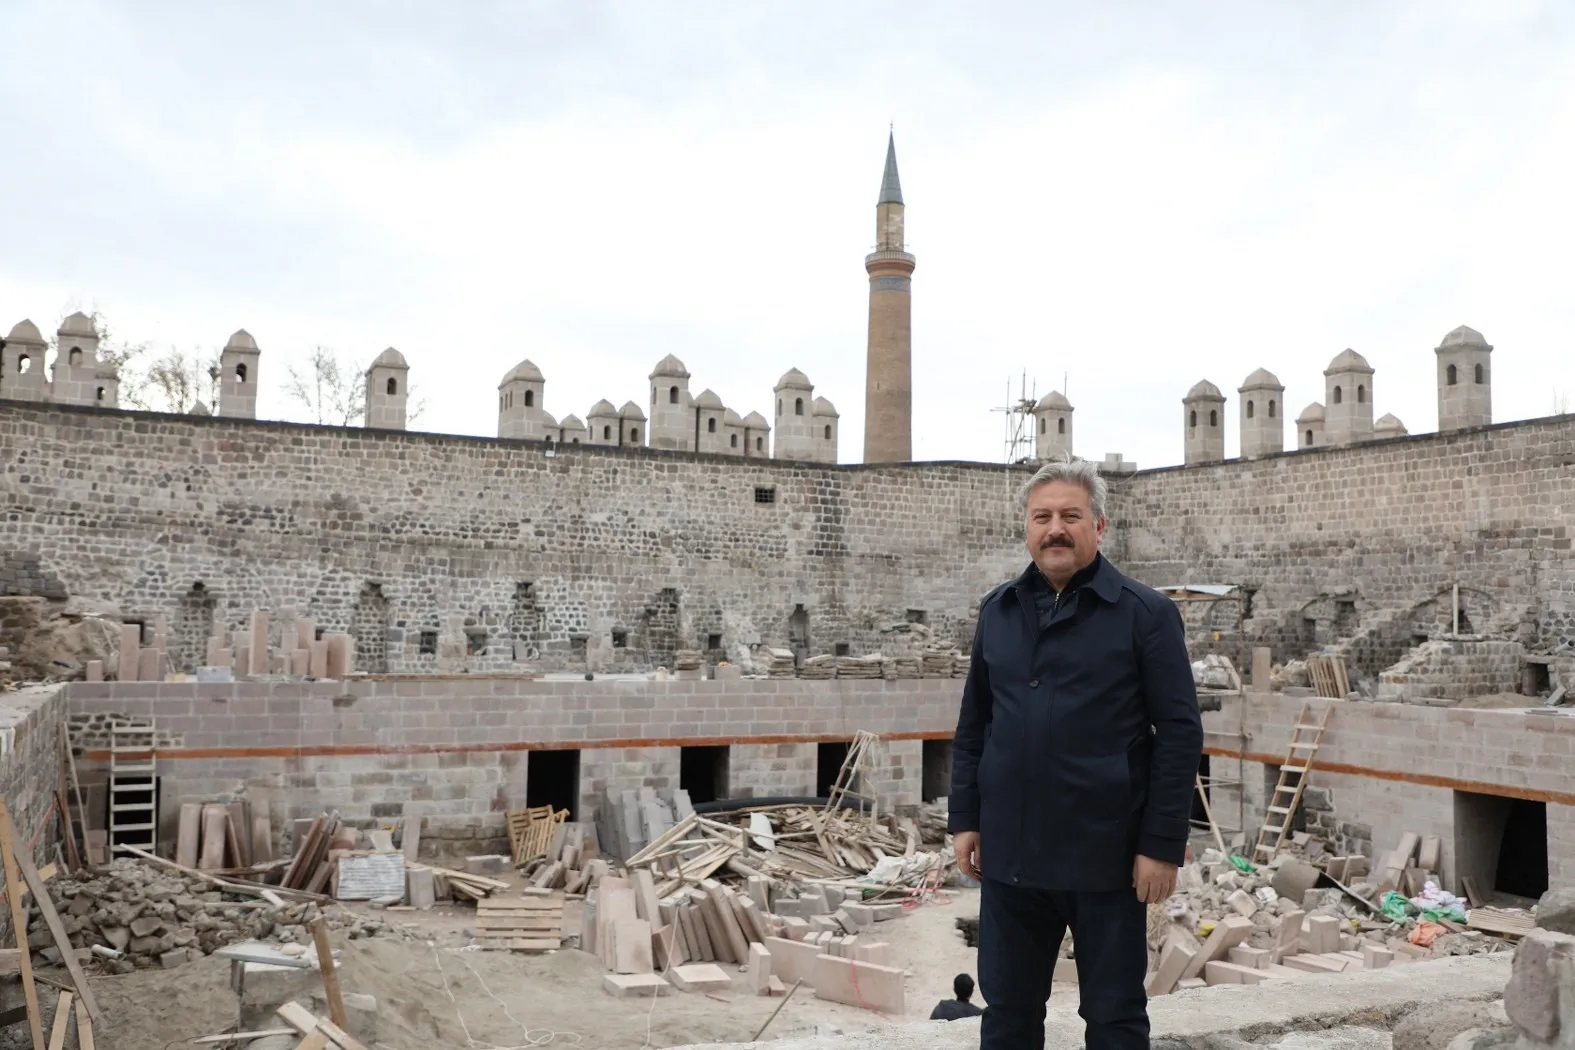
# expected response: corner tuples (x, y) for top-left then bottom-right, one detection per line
(3, 0), (1573, 469)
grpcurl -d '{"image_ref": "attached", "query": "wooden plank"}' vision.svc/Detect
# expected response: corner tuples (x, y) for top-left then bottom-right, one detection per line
(294, 1032), (331, 1050)
(1, 796), (51, 1050)
(276, 1000), (319, 1034)
(189, 1030), (296, 1045)
(316, 1017), (371, 1050)
(310, 918), (348, 1031)
(62, 992), (91, 1048)
(45, 991), (71, 1050)
(4, 800), (104, 1028)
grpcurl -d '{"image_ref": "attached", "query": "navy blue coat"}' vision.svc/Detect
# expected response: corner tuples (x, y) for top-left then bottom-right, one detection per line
(948, 553), (1203, 892)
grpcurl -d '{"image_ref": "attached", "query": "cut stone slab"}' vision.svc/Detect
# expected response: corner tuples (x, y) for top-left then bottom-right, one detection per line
(671, 963), (733, 993)
(1536, 889), (1575, 936)
(1180, 916), (1255, 981)
(812, 954), (906, 1014)
(604, 973), (670, 998)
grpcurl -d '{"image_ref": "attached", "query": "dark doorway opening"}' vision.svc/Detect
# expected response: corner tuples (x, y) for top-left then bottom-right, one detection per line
(1455, 790), (1549, 900)
(1498, 799), (1548, 898)
(526, 748), (580, 821)
(681, 745), (731, 805)
(922, 739), (952, 802)
(816, 741), (850, 798)
(789, 605), (810, 666)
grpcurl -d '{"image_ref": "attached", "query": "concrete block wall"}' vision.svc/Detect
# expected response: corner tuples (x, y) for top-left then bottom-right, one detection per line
(730, 742), (817, 798)
(1204, 693), (1575, 891)
(62, 677), (963, 852)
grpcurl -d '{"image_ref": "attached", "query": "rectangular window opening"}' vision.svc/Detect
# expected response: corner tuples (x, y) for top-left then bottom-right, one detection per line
(418, 630), (438, 655)
(753, 486), (777, 504)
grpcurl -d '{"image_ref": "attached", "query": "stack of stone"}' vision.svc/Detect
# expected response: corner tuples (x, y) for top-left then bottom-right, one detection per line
(922, 648), (955, 677)
(836, 655), (886, 679)
(798, 654), (837, 680)
(41, 858), (389, 972)
(0, 644), (11, 683)
(953, 653), (971, 677)
(764, 648), (797, 679)
(890, 654), (923, 678)
(672, 649), (703, 672)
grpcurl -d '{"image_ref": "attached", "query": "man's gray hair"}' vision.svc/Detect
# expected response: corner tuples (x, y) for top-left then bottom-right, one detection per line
(1017, 457), (1109, 522)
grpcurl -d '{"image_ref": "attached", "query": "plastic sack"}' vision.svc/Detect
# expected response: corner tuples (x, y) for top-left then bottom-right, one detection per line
(1380, 890), (1411, 923)
(1409, 921), (1446, 947)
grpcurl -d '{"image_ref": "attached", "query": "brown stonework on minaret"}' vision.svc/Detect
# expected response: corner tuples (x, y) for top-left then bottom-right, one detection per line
(863, 132), (915, 464)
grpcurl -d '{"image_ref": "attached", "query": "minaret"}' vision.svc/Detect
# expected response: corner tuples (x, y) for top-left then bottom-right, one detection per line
(862, 131), (915, 463)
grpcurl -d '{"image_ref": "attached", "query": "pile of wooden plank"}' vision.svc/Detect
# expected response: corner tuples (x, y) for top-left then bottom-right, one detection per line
(175, 799), (275, 874)
(281, 812), (348, 893)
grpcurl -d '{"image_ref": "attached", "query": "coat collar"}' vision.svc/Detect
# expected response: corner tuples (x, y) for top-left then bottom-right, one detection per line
(1006, 551), (1123, 605)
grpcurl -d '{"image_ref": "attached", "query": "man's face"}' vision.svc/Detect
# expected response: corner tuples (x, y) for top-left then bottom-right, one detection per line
(1026, 480), (1106, 581)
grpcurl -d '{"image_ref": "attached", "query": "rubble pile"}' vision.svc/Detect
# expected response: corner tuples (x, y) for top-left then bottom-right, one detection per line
(39, 858), (390, 972)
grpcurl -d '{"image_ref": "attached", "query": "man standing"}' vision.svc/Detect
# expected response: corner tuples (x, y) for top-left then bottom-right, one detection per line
(950, 459), (1203, 1050)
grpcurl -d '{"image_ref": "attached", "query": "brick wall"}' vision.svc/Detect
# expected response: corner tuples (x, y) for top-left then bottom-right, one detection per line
(1204, 693), (1575, 891)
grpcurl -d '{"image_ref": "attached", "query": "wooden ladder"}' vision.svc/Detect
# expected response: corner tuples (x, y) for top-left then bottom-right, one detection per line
(823, 730), (882, 819)
(1252, 701), (1334, 864)
(108, 721), (159, 857)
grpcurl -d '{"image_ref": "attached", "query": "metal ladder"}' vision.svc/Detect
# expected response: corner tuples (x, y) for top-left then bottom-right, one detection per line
(1252, 701), (1333, 863)
(108, 721), (158, 856)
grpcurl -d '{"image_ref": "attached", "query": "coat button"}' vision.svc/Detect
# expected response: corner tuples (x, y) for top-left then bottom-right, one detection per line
(1029, 679), (1039, 688)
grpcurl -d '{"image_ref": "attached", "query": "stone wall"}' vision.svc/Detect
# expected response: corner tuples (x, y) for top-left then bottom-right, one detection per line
(6, 403), (1575, 684)
(0, 686), (66, 943)
(0, 403), (1025, 676)
(1377, 639), (1526, 701)
(1112, 417), (1575, 657)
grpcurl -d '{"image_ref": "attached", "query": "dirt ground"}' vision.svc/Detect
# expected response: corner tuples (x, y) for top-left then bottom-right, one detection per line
(51, 875), (1038, 1049)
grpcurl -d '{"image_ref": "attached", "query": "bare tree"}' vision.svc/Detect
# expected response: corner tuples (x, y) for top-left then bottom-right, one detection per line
(283, 346), (426, 426)
(53, 307), (218, 414)
(285, 346), (366, 426)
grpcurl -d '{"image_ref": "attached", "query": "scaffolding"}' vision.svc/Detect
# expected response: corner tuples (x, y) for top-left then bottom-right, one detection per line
(1157, 584), (1251, 848)
(991, 372), (1039, 464)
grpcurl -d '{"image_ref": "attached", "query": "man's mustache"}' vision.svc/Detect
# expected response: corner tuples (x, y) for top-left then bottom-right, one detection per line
(1040, 537), (1075, 549)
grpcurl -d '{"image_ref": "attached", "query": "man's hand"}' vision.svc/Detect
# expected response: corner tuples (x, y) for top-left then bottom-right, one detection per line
(1133, 854), (1177, 904)
(954, 831), (981, 881)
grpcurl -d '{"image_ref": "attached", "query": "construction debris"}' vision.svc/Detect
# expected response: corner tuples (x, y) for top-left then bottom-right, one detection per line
(40, 858), (392, 972)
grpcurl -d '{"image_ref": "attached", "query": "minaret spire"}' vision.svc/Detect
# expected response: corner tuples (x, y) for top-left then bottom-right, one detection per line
(863, 130), (916, 463)
(878, 130), (903, 206)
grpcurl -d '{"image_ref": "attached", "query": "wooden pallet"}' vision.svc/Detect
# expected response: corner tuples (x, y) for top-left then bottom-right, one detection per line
(1306, 654), (1350, 698)
(506, 805), (567, 867)
(1467, 907), (1536, 938)
(1253, 700), (1334, 864)
(474, 894), (564, 952)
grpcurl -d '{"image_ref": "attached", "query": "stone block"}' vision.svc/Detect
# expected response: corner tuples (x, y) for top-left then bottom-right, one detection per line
(1505, 929), (1575, 1043)
(1306, 915), (1342, 954)
(749, 942), (773, 996)
(765, 936), (822, 986)
(812, 954), (906, 1013)
(1146, 942), (1194, 996)
(604, 973), (670, 998)
(851, 941), (890, 965)
(779, 916), (810, 941)
(1180, 915), (1254, 981)
(1205, 960), (1268, 985)
(1363, 944), (1394, 969)
(1228, 945), (1271, 970)
(407, 866), (434, 910)
(1537, 889), (1575, 936)
(671, 963), (733, 993)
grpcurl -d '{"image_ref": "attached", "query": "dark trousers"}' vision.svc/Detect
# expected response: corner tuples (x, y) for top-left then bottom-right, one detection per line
(977, 877), (1149, 1050)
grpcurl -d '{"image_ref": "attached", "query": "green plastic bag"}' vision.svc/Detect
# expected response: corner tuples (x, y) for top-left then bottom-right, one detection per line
(1228, 854), (1255, 874)
(1380, 890), (1411, 923)
(1422, 905), (1467, 924)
